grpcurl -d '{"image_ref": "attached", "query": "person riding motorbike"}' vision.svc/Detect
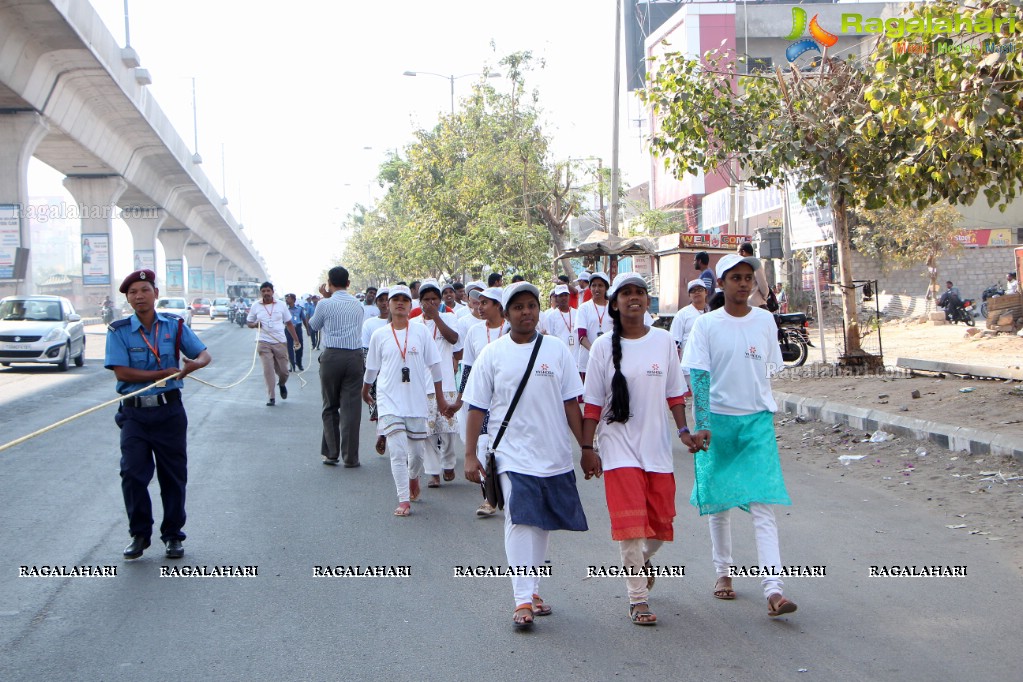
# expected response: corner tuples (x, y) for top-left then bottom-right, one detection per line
(100, 295), (115, 325)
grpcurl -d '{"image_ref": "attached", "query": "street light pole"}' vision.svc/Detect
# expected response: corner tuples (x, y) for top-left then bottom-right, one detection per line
(403, 71), (501, 117)
(609, 0), (623, 239)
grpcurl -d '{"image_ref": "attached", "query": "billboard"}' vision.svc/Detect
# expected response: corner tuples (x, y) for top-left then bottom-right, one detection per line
(0, 204), (20, 279)
(166, 260), (184, 292)
(786, 178), (835, 249)
(81, 233), (111, 286)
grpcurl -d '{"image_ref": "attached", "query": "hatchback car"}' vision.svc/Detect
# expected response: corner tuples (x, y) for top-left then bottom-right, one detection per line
(0, 295), (86, 371)
(191, 297), (211, 315)
(155, 297), (194, 327)
(210, 297), (231, 319)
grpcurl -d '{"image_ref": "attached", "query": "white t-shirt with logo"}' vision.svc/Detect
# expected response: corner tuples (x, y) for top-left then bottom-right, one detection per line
(540, 307), (578, 362)
(247, 300), (290, 344)
(414, 311), (462, 392)
(464, 334), (584, 477)
(669, 304), (706, 374)
(461, 320), (510, 368)
(362, 315), (388, 349)
(681, 306), (783, 415)
(576, 299), (612, 372)
(583, 328), (684, 473)
(366, 322), (441, 418)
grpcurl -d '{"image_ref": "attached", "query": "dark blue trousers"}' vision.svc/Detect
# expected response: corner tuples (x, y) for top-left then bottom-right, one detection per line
(286, 326), (305, 370)
(117, 402), (188, 542)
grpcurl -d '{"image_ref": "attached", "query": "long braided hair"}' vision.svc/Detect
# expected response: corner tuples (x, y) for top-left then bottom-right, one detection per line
(605, 302), (631, 424)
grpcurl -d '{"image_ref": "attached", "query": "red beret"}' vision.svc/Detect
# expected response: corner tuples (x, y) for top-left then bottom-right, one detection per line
(119, 269), (157, 293)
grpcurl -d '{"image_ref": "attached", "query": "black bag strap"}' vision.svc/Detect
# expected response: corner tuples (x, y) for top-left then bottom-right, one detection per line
(491, 334), (543, 452)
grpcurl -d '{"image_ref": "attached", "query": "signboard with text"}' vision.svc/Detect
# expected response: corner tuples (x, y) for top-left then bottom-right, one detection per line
(953, 228), (1012, 247)
(81, 233), (111, 286)
(0, 204), (21, 279)
(678, 232), (753, 250)
(166, 260), (184, 293)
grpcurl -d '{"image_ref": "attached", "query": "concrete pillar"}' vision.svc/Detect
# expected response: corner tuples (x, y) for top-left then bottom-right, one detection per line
(215, 257), (230, 296)
(63, 175), (128, 306)
(157, 228), (190, 296)
(183, 241), (209, 300)
(202, 250), (219, 299)
(0, 112), (49, 296)
(122, 207), (166, 274)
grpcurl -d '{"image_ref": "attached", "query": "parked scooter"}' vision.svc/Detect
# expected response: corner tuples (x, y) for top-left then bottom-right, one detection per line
(980, 284), (1005, 318)
(774, 312), (809, 367)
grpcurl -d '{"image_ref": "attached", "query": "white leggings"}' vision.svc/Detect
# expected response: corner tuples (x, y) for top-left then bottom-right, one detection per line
(708, 503), (784, 599)
(387, 430), (425, 503)
(619, 538), (664, 604)
(424, 433), (459, 475)
(501, 473), (549, 607)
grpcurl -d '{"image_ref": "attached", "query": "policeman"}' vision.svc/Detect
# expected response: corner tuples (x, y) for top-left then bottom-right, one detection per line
(105, 269), (211, 560)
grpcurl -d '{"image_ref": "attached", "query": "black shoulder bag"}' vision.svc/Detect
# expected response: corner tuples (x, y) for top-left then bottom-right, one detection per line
(482, 334), (543, 510)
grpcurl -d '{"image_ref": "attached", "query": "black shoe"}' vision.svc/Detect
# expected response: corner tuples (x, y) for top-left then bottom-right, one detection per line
(343, 462), (361, 468)
(165, 539), (184, 559)
(322, 457), (339, 466)
(279, 381), (288, 400)
(297, 365), (304, 371)
(123, 535), (150, 560)
(266, 398), (276, 406)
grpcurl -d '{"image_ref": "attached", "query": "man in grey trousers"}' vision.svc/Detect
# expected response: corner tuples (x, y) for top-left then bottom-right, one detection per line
(310, 266), (366, 467)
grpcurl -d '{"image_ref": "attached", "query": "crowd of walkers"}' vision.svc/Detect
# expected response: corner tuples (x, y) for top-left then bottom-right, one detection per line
(245, 254), (797, 629)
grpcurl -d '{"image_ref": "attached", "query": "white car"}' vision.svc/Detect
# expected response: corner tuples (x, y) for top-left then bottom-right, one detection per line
(154, 297), (194, 327)
(210, 297), (231, 319)
(0, 295), (86, 371)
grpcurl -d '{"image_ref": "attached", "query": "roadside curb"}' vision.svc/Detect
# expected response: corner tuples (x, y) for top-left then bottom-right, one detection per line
(775, 391), (1023, 462)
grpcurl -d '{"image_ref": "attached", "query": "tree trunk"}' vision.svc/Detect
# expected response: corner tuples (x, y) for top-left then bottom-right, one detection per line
(832, 190), (862, 356)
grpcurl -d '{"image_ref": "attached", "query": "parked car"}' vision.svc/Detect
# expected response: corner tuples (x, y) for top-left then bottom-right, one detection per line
(0, 295), (86, 371)
(191, 297), (211, 315)
(155, 297), (194, 327)
(210, 297), (231, 319)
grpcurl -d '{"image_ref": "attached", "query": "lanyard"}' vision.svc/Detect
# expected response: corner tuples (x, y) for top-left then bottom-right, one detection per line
(391, 324), (409, 364)
(594, 303), (607, 329)
(559, 308), (573, 332)
(138, 321), (161, 368)
(262, 302), (275, 320)
(486, 322), (503, 344)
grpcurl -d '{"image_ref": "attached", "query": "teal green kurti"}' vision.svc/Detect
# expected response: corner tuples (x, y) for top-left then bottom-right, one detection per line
(689, 369), (791, 516)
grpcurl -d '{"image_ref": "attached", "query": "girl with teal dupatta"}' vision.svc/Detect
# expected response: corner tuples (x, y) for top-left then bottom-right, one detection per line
(681, 253), (798, 618)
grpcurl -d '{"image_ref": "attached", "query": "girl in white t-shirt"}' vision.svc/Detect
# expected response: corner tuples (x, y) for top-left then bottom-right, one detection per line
(463, 282), (601, 630)
(582, 273), (691, 626)
(362, 286), (447, 517)
(681, 254), (796, 618)
(576, 271), (612, 376)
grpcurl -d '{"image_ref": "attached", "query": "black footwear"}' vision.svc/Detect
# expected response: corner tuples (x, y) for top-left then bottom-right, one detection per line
(343, 462), (361, 468)
(297, 365), (304, 371)
(279, 381), (288, 400)
(266, 399), (276, 406)
(165, 539), (184, 559)
(123, 535), (150, 560)
(323, 457), (339, 466)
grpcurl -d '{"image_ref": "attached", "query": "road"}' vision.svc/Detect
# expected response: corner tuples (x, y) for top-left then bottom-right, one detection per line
(1, 319), (1020, 681)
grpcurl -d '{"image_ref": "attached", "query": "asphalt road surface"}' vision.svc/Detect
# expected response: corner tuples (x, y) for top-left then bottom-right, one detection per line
(1, 320), (1020, 681)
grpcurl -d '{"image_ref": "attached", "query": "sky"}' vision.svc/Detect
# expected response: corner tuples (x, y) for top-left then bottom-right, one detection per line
(29, 0), (654, 295)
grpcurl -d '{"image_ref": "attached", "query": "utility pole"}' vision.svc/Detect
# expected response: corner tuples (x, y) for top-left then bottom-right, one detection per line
(609, 0), (623, 238)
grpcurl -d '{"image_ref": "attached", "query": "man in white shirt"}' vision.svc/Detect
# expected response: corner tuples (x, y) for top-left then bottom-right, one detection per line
(247, 282), (300, 406)
(362, 288), (389, 454)
(415, 281), (463, 487)
(669, 278), (710, 361)
(363, 286), (380, 322)
(540, 285), (577, 353)
(363, 285), (448, 516)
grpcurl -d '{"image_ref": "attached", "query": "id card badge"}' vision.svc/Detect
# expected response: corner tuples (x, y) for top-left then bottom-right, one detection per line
(568, 335), (575, 347)
(401, 366), (411, 383)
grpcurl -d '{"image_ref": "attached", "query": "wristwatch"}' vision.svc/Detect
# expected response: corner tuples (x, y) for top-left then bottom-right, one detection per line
(678, 426), (690, 436)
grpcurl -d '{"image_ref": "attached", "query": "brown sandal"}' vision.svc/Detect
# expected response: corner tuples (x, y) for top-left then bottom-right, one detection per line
(428, 475), (441, 488)
(629, 602), (657, 625)
(531, 594), (552, 617)
(767, 593), (797, 617)
(443, 468), (456, 482)
(513, 604), (534, 629)
(375, 436), (386, 455)
(713, 576), (736, 600)
(393, 502), (411, 517)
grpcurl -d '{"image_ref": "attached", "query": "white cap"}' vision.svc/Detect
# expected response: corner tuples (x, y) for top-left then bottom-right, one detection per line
(441, 281), (455, 293)
(715, 253), (761, 280)
(502, 281), (541, 308)
(376, 288), (389, 299)
(480, 287), (504, 304)
(466, 280), (485, 292)
(468, 289), (483, 301)
(418, 279), (441, 298)
(607, 273), (648, 299)
(576, 271), (591, 282)
(553, 285), (570, 296)
(389, 285), (412, 300)
(686, 278), (708, 292)
(589, 271), (610, 287)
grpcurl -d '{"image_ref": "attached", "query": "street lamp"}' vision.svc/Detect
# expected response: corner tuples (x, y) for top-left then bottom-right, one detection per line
(402, 70), (501, 116)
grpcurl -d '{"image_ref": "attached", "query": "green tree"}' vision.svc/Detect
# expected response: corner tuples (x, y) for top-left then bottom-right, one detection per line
(641, 0), (1023, 364)
(853, 203), (963, 301)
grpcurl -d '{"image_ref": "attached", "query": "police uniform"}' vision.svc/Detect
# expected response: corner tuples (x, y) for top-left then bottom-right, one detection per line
(105, 276), (207, 552)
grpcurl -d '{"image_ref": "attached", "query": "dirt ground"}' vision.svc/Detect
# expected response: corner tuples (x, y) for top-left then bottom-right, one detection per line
(778, 317), (1023, 437)
(771, 320), (1023, 569)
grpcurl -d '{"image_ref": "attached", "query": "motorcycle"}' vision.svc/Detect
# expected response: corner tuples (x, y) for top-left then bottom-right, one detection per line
(980, 284), (1005, 318)
(234, 302), (249, 327)
(100, 302), (115, 325)
(775, 312), (809, 367)
(943, 296), (976, 326)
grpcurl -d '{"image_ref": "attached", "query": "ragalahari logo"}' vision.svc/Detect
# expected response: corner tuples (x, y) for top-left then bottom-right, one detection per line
(784, 7), (839, 63)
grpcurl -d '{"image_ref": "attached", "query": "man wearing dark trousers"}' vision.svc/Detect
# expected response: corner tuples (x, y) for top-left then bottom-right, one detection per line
(311, 266), (366, 467)
(105, 269), (211, 560)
